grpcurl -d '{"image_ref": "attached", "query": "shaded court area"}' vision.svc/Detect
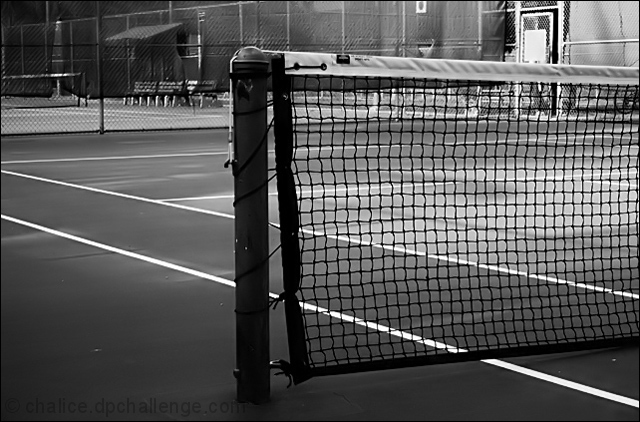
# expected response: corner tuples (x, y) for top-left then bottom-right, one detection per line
(1, 130), (638, 420)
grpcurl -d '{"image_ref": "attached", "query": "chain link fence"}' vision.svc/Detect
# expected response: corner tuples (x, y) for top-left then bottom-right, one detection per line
(5, 1), (637, 135)
(504, 1), (639, 66)
(2, 1), (509, 135)
(562, 1), (639, 67)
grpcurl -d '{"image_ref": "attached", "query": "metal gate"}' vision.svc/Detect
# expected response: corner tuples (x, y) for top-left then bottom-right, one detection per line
(521, 12), (554, 63)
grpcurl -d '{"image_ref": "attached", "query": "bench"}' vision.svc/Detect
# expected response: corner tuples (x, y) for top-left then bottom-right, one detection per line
(123, 81), (158, 106)
(186, 80), (219, 108)
(156, 81), (187, 107)
(124, 81), (186, 107)
(124, 80), (219, 107)
(478, 87), (518, 117)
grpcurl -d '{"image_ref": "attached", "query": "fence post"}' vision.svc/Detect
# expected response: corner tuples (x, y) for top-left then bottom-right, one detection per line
(231, 47), (271, 405)
(20, 25), (25, 76)
(239, 3), (244, 47)
(286, 1), (290, 50)
(45, 1), (50, 73)
(1, 23), (6, 84)
(197, 9), (204, 80)
(96, 1), (104, 134)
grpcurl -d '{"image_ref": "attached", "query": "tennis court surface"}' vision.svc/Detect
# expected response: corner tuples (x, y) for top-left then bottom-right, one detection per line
(1, 127), (638, 421)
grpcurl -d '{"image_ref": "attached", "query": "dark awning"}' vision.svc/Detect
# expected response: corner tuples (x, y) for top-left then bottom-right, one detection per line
(106, 23), (183, 42)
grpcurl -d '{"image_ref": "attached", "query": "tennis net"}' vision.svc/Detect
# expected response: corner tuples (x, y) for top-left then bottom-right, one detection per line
(267, 52), (639, 384)
(1, 72), (87, 109)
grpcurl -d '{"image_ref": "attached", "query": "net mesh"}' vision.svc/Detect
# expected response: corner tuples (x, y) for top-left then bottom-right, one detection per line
(271, 54), (639, 382)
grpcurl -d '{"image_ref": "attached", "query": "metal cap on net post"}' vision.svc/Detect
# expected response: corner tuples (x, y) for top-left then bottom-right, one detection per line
(230, 47), (271, 405)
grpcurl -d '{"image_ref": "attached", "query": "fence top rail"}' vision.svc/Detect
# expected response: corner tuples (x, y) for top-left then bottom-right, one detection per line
(2, 73), (85, 80)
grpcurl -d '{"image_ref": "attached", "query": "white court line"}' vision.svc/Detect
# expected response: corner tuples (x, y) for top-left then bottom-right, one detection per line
(311, 227), (639, 300)
(160, 181), (457, 202)
(0, 215), (236, 286)
(2, 108), (98, 116)
(482, 359), (639, 408)
(1, 151), (228, 166)
(2, 114), (222, 124)
(161, 171), (638, 203)
(7, 144), (627, 213)
(3, 168), (637, 301)
(3, 167), (638, 287)
(0, 169), (233, 220)
(539, 170), (639, 188)
(103, 115), (221, 120)
(588, 180), (639, 188)
(102, 108), (225, 115)
(554, 170), (638, 180)
(295, 135), (639, 154)
(5, 107), (225, 116)
(163, 194), (235, 202)
(1, 213), (637, 409)
(3, 144), (635, 187)
(3, 167), (636, 299)
(161, 166), (639, 202)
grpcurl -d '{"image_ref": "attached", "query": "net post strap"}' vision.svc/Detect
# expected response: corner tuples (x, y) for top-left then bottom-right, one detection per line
(271, 53), (312, 385)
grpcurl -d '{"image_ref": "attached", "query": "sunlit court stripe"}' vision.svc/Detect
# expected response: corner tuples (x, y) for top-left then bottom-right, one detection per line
(1, 151), (228, 166)
(1, 213), (637, 408)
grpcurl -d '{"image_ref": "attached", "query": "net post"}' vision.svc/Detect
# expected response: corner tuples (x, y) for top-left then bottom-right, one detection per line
(231, 47), (271, 405)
